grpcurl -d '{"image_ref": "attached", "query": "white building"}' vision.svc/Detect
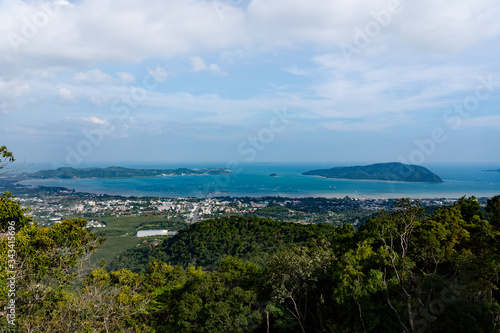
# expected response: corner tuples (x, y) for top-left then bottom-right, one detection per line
(157, 205), (173, 212)
(86, 220), (105, 228)
(136, 230), (169, 237)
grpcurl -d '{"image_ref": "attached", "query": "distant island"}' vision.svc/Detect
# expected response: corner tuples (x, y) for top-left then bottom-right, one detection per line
(12, 166), (232, 181)
(484, 169), (500, 172)
(303, 162), (443, 183)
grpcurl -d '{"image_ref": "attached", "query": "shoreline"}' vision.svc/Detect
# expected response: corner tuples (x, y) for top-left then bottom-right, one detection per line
(14, 172), (231, 182)
(15, 181), (497, 201)
(302, 174), (445, 184)
(16, 168), (499, 200)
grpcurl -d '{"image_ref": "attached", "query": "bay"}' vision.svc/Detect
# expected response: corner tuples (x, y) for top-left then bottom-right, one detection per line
(20, 163), (500, 199)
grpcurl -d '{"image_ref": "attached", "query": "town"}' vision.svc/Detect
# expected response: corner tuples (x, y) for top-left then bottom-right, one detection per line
(11, 185), (461, 230)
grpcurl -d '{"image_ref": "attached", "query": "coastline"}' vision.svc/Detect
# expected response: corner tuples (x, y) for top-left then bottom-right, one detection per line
(17, 178), (498, 200)
(15, 164), (499, 200)
(302, 174), (444, 184)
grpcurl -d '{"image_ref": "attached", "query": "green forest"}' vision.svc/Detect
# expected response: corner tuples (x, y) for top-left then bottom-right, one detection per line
(2, 147), (500, 332)
(108, 216), (339, 272)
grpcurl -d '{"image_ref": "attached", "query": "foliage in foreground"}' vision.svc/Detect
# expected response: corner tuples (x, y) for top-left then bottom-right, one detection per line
(2, 191), (500, 332)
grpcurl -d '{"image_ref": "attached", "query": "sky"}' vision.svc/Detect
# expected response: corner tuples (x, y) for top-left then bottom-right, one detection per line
(1, 0), (500, 168)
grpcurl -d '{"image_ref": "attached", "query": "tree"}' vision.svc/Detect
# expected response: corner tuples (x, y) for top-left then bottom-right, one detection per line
(153, 257), (262, 333)
(331, 240), (392, 332)
(0, 215), (105, 332)
(0, 145), (15, 176)
(266, 245), (333, 333)
(0, 145), (27, 177)
(457, 195), (484, 222)
(0, 191), (32, 232)
(360, 199), (424, 332)
(410, 205), (469, 275)
(77, 268), (152, 332)
(486, 195), (500, 229)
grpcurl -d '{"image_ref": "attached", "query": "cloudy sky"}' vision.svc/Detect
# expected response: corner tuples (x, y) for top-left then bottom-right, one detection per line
(1, 0), (500, 168)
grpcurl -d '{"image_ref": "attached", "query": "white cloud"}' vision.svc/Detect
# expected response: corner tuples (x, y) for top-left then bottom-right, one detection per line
(0, 0), (498, 71)
(74, 68), (112, 84)
(146, 66), (169, 83)
(244, 0), (500, 54)
(88, 116), (107, 125)
(309, 54), (488, 121)
(462, 115), (500, 130)
(397, 0), (500, 53)
(190, 56), (208, 72)
(58, 87), (76, 103)
(323, 118), (403, 132)
(89, 94), (110, 106)
(0, 79), (32, 113)
(281, 66), (311, 76)
(117, 72), (135, 84)
(0, 0), (245, 66)
(190, 56), (226, 75)
(0, 79), (30, 98)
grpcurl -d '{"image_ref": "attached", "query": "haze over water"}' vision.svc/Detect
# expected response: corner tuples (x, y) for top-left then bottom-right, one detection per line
(21, 163), (500, 199)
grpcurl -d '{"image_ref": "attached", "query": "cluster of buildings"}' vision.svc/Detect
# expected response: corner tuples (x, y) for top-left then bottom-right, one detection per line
(14, 195), (256, 224)
(13, 189), (457, 227)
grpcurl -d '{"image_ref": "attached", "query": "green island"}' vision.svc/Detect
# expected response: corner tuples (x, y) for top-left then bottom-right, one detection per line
(303, 162), (443, 183)
(11, 166), (231, 180)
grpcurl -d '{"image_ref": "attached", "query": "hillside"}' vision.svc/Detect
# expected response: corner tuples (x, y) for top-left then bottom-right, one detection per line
(108, 216), (338, 272)
(303, 162), (443, 183)
(13, 166), (231, 180)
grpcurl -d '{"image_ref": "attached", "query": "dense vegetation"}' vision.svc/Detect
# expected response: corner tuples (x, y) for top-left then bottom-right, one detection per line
(303, 162), (443, 183)
(81, 214), (189, 270)
(109, 216), (338, 272)
(11, 166), (231, 180)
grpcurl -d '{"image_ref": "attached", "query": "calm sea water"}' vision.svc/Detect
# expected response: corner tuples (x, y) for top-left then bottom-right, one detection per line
(21, 163), (500, 199)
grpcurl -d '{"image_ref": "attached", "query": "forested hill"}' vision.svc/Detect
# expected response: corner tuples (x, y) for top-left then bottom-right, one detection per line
(303, 162), (443, 183)
(109, 216), (340, 272)
(12, 166), (231, 180)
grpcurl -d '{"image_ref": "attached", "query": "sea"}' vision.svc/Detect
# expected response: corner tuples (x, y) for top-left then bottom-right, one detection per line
(20, 163), (500, 199)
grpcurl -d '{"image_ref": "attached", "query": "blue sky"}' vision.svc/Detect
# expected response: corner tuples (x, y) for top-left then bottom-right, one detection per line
(1, 0), (500, 168)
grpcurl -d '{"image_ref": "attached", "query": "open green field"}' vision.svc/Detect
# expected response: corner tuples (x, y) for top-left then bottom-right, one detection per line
(80, 214), (189, 270)
(86, 235), (145, 268)
(92, 213), (182, 236)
